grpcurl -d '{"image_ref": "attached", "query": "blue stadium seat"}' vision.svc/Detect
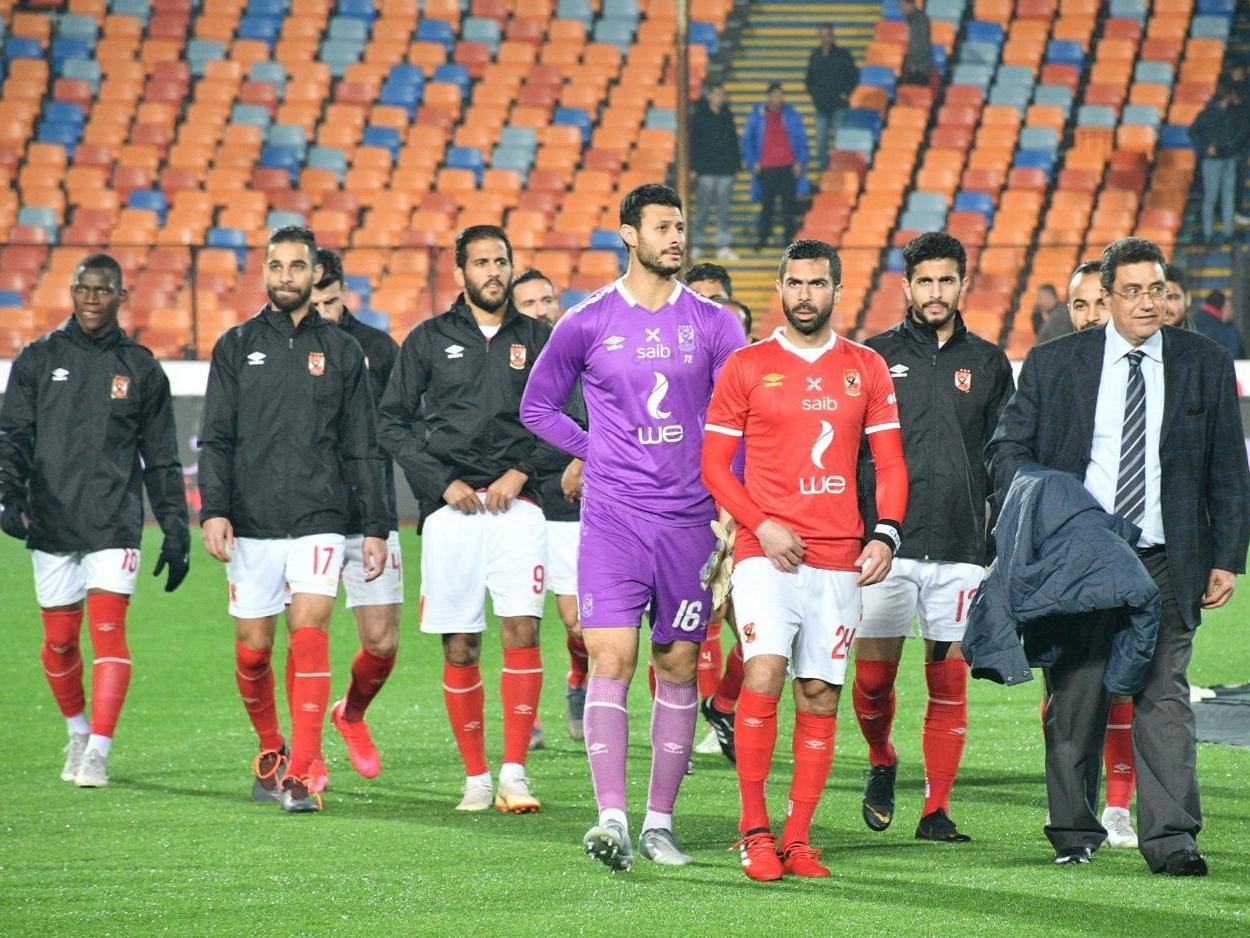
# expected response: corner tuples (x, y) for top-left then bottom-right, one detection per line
(842, 109), (882, 133)
(259, 145), (301, 180)
(965, 21), (1005, 46)
(1160, 125), (1191, 148)
(953, 191), (993, 221)
(379, 82), (422, 116)
(238, 15), (281, 47)
(187, 39), (224, 76)
(416, 19), (456, 51)
(44, 101), (86, 126)
(207, 227), (248, 265)
(1045, 40), (1084, 66)
(950, 64), (992, 88)
(1013, 149), (1054, 173)
(51, 38), (92, 71)
(355, 309), (390, 331)
(491, 146), (533, 175)
(498, 126), (537, 153)
(248, 0), (288, 16)
(1190, 15), (1230, 38)
(886, 248), (905, 272)
(61, 58), (101, 88)
(58, 14), (99, 42)
(5, 38), (44, 60)
(1122, 104), (1160, 127)
(127, 189), (167, 218)
(1076, 104), (1117, 127)
(1198, 0), (1234, 11)
(267, 124), (306, 157)
(689, 21), (718, 55)
(556, 0), (594, 23)
(1033, 84), (1073, 111)
(344, 275), (371, 301)
(859, 66), (897, 96)
(327, 16), (368, 42)
(361, 126), (401, 157)
(958, 41), (999, 67)
(462, 17), (502, 50)
(267, 209), (306, 229)
(1134, 61), (1173, 86)
(560, 290), (591, 309)
(231, 103), (272, 129)
(36, 122), (80, 153)
(554, 107), (592, 143)
(433, 64), (471, 96)
(0, 290), (23, 307)
(338, 0), (377, 22)
(446, 145), (485, 181)
(387, 64), (424, 89)
(307, 146), (347, 178)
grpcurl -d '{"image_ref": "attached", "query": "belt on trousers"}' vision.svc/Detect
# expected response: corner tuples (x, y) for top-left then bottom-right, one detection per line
(1136, 545), (1166, 559)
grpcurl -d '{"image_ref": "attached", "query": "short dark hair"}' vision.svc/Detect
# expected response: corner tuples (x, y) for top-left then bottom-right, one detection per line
(454, 224), (512, 270)
(1164, 263), (1187, 293)
(1071, 260), (1102, 281)
(767, 81), (784, 93)
(268, 225), (317, 260)
(315, 248), (343, 289)
(1038, 283), (1057, 296)
(724, 297), (753, 335)
(686, 262), (733, 296)
(619, 184), (682, 229)
(513, 268), (553, 291)
(902, 231), (967, 280)
(778, 239), (842, 283)
(1099, 237), (1166, 293)
(75, 252), (123, 289)
(1207, 290), (1226, 308)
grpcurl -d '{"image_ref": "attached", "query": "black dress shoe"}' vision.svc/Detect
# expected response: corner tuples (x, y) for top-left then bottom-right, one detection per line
(1161, 849), (1208, 877)
(1054, 846), (1093, 865)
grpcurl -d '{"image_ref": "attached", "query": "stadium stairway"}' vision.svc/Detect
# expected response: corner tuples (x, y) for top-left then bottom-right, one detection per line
(711, 0), (877, 328)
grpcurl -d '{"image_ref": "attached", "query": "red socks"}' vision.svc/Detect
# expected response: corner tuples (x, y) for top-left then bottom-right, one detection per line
(235, 642), (284, 751)
(41, 608), (85, 718)
(565, 633), (588, 689)
(734, 689), (779, 833)
(443, 661), (487, 776)
(1104, 700), (1136, 810)
(921, 658), (968, 816)
(782, 710), (837, 849)
(501, 646), (543, 766)
(86, 593), (131, 738)
(343, 647), (396, 722)
(712, 643), (744, 714)
(697, 618), (724, 699)
(287, 628), (330, 778)
(852, 658), (898, 767)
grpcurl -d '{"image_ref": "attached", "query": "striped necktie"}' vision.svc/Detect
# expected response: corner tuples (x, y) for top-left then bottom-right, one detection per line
(1114, 349), (1147, 525)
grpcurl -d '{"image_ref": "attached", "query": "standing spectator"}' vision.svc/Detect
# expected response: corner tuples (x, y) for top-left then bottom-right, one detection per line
(1194, 290), (1244, 359)
(1031, 284), (1067, 339)
(743, 83), (810, 252)
(805, 25), (859, 172)
(690, 82), (742, 261)
(900, 0), (934, 87)
(1189, 86), (1250, 244)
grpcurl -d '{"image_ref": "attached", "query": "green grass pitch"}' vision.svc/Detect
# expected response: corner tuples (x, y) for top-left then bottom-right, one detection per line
(1, 528), (1247, 936)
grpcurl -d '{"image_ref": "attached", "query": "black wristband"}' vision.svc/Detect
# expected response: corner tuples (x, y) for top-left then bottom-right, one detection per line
(868, 520), (901, 555)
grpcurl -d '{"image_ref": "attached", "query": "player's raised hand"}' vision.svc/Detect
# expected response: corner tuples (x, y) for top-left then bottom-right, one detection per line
(201, 516), (235, 563)
(485, 468), (527, 514)
(855, 540), (894, 587)
(443, 479), (484, 515)
(757, 518), (805, 574)
(561, 458), (584, 502)
(361, 536), (388, 582)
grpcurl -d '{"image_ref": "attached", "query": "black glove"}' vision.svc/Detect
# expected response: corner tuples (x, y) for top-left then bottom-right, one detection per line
(154, 540), (190, 592)
(0, 499), (30, 541)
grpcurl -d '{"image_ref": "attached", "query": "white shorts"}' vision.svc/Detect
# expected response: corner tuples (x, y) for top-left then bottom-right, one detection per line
(858, 558), (985, 642)
(342, 530), (404, 608)
(227, 534), (346, 618)
(32, 548), (141, 607)
(419, 496), (547, 633)
(546, 520), (579, 596)
(730, 556), (862, 686)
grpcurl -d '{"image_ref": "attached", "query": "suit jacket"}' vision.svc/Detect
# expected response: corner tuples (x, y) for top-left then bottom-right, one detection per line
(986, 324), (1250, 629)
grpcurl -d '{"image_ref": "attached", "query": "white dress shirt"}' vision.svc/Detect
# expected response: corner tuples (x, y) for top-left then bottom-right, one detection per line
(1083, 324), (1165, 546)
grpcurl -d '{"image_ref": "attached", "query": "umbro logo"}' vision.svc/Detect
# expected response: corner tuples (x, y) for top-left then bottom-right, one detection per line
(242, 696), (259, 705)
(514, 704), (534, 715)
(889, 364), (909, 378)
(588, 742), (608, 756)
(246, 352), (266, 366)
(803, 739), (828, 751)
(96, 622), (117, 632)
(604, 335), (625, 351)
(445, 345), (465, 359)
(743, 717), (764, 728)
(464, 720), (481, 731)
(762, 372), (784, 388)
(51, 368), (69, 381)
(663, 742), (686, 754)
(300, 703), (321, 713)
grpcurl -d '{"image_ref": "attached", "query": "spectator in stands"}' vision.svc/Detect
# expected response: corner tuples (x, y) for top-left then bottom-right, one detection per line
(1163, 264), (1196, 331)
(805, 25), (859, 172)
(690, 82), (742, 261)
(899, 0), (934, 87)
(743, 82), (810, 252)
(1189, 85), (1250, 244)
(1195, 290), (1244, 359)
(1030, 284), (1066, 338)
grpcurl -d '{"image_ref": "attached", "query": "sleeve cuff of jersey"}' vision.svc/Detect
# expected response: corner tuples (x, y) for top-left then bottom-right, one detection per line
(705, 423), (744, 437)
(865, 422), (901, 435)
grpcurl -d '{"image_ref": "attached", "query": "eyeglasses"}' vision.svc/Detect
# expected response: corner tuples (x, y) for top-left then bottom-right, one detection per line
(1112, 284), (1167, 303)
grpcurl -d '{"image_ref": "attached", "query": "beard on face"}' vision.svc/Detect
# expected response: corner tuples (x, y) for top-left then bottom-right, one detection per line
(783, 297), (834, 335)
(637, 239), (683, 278)
(908, 298), (957, 331)
(467, 275), (510, 313)
(268, 281), (312, 313)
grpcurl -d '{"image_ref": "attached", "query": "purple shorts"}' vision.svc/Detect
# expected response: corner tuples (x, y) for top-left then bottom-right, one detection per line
(577, 498), (715, 644)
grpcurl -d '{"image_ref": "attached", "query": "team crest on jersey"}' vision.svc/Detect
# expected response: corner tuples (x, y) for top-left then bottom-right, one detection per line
(742, 622), (756, 644)
(228, 582), (238, 603)
(954, 368), (972, 393)
(762, 372), (784, 388)
(677, 324), (696, 353)
(110, 375), (129, 399)
(509, 344), (527, 370)
(582, 593), (593, 618)
(308, 352), (325, 376)
(843, 369), (861, 397)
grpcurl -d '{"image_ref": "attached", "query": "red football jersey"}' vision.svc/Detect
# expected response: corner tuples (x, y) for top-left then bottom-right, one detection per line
(705, 330), (900, 571)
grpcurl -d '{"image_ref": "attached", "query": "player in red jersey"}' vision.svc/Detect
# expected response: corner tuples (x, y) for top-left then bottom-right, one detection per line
(702, 240), (909, 880)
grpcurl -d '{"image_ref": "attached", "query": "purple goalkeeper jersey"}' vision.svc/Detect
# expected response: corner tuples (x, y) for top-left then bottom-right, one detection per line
(521, 278), (747, 525)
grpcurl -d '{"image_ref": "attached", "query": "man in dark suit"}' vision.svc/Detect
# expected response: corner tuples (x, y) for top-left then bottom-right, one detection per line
(986, 237), (1250, 875)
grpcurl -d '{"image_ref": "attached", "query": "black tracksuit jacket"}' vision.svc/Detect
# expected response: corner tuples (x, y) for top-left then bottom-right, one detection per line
(339, 309), (400, 533)
(0, 317), (189, 554)
(859, 313), (1015, 565)
(378, 298), (554, 527)
(199, 305), (388, 539)
(536, 380), (587, 524)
